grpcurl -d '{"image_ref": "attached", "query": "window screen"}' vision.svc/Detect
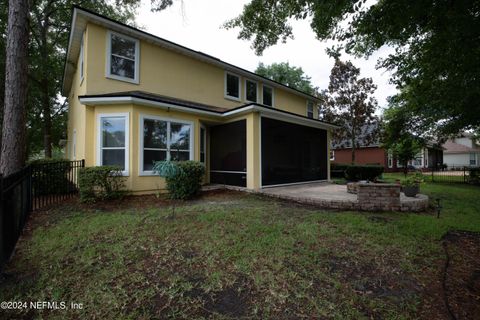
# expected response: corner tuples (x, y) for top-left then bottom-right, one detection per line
(261, 117), (327, 185)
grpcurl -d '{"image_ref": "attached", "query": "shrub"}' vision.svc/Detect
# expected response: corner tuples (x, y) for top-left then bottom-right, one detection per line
(78, 166), (127, 203)
(29, 159), (73, 195)
(344, 165), (384, 181)
(164, 161), (205, 200)
(330, 163), (350, 178)
(469, 168), (480, 185)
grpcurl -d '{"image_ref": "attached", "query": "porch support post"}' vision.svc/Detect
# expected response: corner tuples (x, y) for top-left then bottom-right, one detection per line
(327, 129), (331, 181)
(246, 112), (261, 190)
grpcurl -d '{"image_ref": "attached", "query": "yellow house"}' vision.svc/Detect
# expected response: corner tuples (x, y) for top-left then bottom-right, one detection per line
(62, 6), (337, 194)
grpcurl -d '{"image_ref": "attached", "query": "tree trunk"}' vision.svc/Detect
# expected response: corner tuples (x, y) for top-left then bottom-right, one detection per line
(0, 0), (29, 175)
(40, 12), (52, 158)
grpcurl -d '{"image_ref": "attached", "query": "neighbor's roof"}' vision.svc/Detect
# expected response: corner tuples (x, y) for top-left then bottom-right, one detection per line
(443, 140), (480, 154)
(62, 6), (323, 102)
(79, 91), (339, 130)
(332, 122), (381, 149)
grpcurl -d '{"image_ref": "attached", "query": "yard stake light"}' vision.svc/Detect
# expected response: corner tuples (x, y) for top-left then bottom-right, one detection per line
(436, 198), (442, 219)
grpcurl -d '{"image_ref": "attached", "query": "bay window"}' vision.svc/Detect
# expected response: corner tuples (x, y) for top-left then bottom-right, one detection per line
(140, 115), (193, 174)
(97, 113), (129, 175)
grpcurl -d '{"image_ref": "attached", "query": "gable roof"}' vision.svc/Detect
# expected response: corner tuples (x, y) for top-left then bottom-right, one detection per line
(62, 6), (323, 102)
(443, 139), (480, 154)
(332, 122), (381, 149)
(78, 91), (339, 130)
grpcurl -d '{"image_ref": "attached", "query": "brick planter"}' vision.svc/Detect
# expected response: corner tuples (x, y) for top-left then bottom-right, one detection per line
(357, 183), (401, 211)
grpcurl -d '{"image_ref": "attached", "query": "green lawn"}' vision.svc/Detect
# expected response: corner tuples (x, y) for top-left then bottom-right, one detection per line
(0, 178), (479, 319)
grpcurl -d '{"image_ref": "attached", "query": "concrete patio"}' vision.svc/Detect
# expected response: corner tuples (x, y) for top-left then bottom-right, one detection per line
(258, 182), (429, 212)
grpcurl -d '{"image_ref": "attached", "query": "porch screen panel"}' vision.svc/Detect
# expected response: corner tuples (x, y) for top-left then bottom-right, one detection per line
(210, 120), (247, 187)
(261, 117), (327, 186)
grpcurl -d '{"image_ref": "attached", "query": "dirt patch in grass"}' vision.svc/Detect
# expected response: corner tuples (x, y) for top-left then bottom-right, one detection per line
(417, 230), (480, 320)
(204, 284), (249, 317)
(442, 231), (480, 319)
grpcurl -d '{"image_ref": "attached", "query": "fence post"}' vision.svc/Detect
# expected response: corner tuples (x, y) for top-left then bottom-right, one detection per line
(464, 166), (466, 183)
(27, 165), (32, 212)
(431, 167), (434, 183)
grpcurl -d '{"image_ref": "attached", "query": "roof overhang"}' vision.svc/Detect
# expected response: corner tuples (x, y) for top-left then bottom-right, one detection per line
(79, 95), (338, 131)
(62, 6), (324, 103)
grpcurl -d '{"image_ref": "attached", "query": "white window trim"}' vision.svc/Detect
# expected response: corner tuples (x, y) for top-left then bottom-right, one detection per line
(224, 71), (241, 101)
(244, 79), (258, 103)
(96, 112), (130, 176)
(79, 33), (84, 83)
(470, 153), (477, 166)
(139, 114), (194, 176)
(106, 30), (140, 84)
(330, 150), (335, 161)
(387, 151), (393, 168)
(262, 84), (274, 107)
(306, 101), (314, 118)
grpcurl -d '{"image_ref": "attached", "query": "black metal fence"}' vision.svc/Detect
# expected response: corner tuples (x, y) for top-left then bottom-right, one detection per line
(425, 166), (480, 184)
(0, 159), (84, 268)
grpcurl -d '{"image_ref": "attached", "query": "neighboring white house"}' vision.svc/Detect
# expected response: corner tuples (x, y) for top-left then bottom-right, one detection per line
(443, 134), (480, 167)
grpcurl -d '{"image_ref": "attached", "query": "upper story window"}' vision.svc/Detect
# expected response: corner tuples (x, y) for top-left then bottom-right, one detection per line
(307, 101), (314, 118)
(225, 72), (240, 100)
(79, 34), (84, 82)
(97, 113), (129, 175)
(245, 79), (257, 102)
(107, 31), (139, 83)
(263, 85), (273, 107)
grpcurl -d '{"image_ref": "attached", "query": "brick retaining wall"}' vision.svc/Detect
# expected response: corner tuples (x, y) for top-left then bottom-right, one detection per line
(357, 183), (401, 211)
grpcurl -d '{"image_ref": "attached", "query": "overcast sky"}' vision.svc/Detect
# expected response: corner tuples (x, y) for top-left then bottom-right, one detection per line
(137, 0), (397, 109)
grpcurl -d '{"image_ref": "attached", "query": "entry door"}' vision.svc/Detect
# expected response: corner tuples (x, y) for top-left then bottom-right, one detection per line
(209, 120), (247, 187)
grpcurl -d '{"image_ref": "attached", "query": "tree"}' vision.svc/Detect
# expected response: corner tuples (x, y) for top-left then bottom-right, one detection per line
(26, 0), (140, 158)
(0, 0), (29, 175)
(0, 1), (140, 159)
(223, 0), (480, 135)
(255, 62), (316, 95)
(382, 106), (423, 177)
(324, 59), (378, 164)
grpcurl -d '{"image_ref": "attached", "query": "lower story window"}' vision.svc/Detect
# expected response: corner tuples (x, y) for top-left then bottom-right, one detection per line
(470, 153), (477, 166)
(387, 152), (393, 168)
(141, 115), (193, 173)
(98, 113), (129, 174)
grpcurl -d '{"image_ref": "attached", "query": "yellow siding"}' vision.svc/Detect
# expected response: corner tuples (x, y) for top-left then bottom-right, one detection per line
(84, 23), (316, 118)
(67, 29), (87, 161)
(67, 21), (328, 193)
